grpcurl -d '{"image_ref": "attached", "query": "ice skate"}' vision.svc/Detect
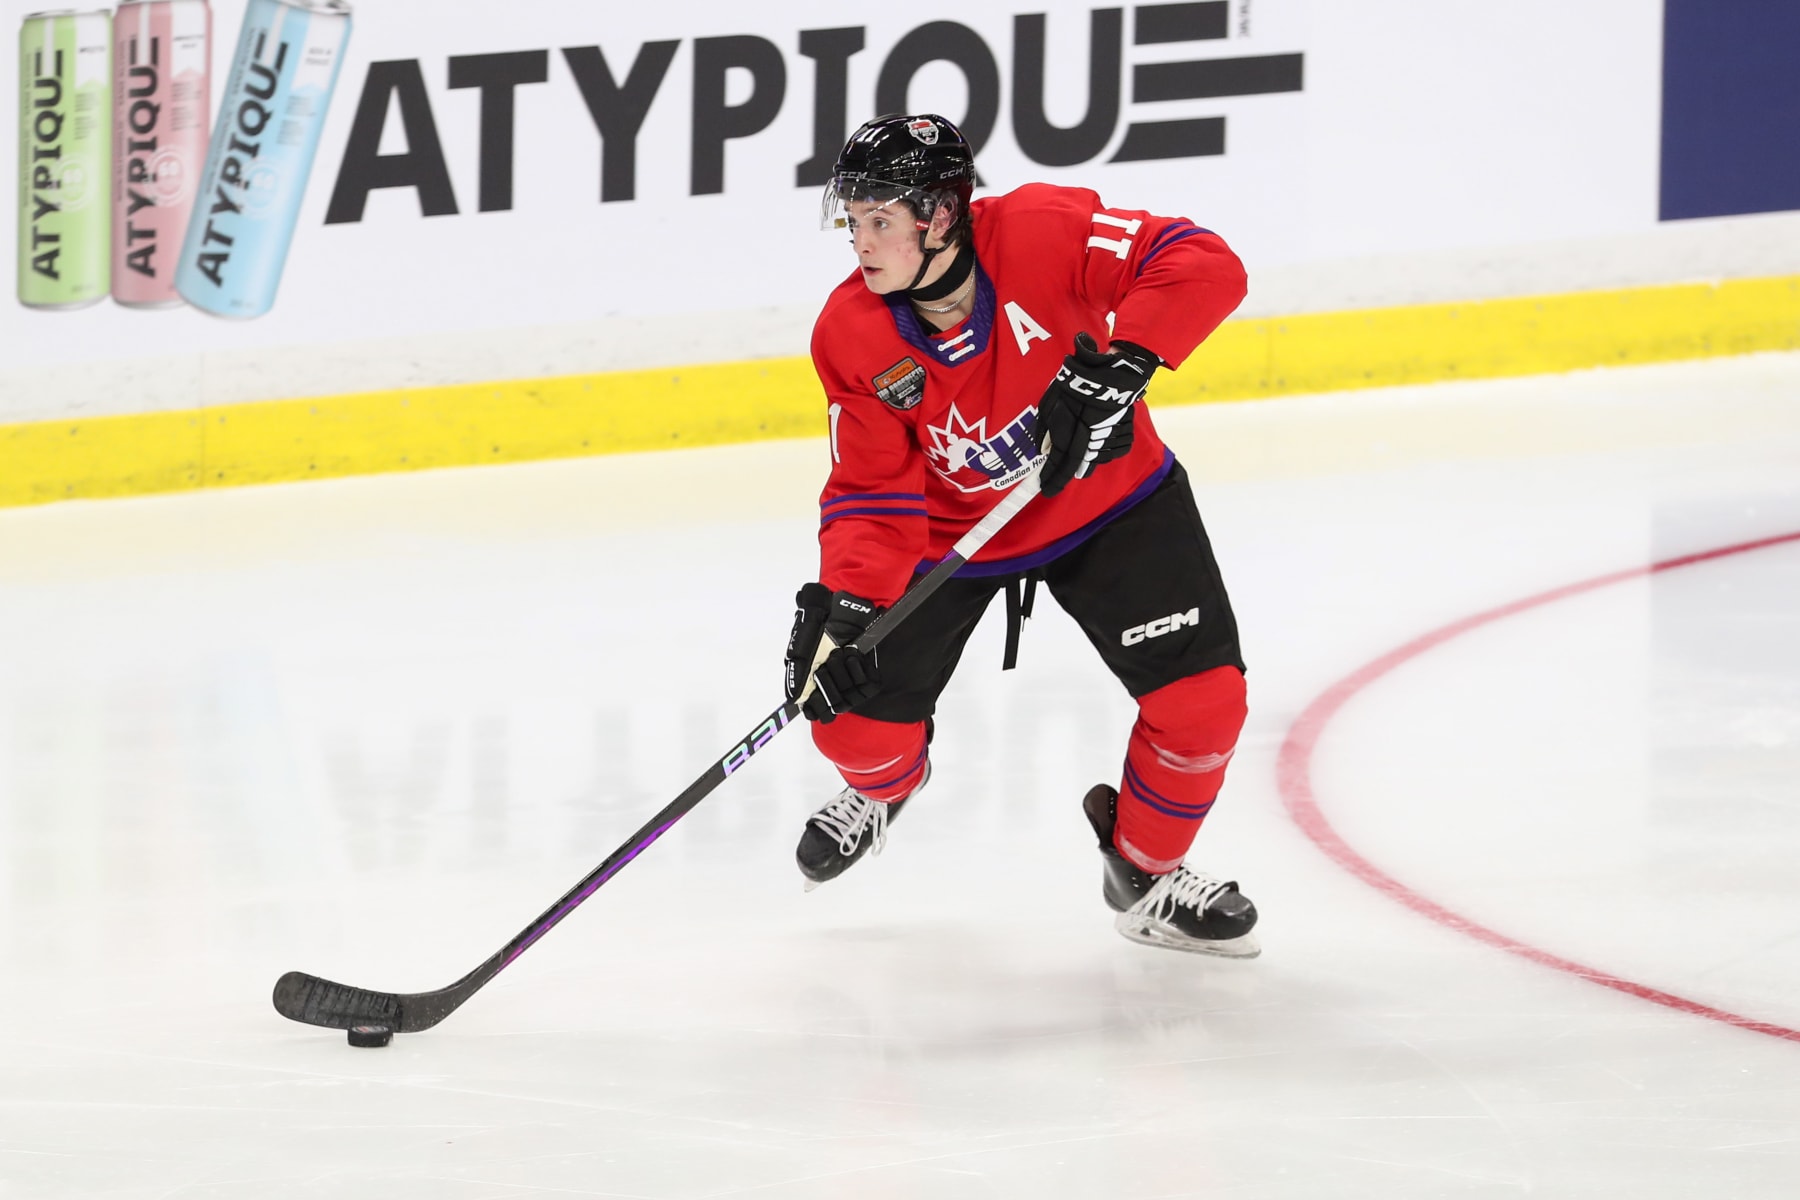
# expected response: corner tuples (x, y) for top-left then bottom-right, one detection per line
(796, 763), (930, 890)
(1083, 784), (1260, 958)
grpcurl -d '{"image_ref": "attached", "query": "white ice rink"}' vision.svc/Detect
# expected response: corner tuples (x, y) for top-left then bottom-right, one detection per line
(3, 352), (1799, 1199)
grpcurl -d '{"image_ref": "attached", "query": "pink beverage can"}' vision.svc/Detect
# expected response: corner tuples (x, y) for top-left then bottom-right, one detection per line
(111, 0), (210, 307)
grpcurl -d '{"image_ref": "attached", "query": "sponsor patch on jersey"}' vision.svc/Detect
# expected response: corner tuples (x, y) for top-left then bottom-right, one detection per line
(906, 118), (938, 145)
(873, 357), (927, 410)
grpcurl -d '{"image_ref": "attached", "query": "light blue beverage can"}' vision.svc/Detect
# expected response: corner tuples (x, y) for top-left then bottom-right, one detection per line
(175, 0), (350, 318)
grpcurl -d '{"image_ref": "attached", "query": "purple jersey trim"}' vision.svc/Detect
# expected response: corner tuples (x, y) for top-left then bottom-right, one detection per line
(917, 449), (1176, 578)
(822, 506), (930, 524)
(1142, 220), (1196, 256)
(1137, 226), (1211, 276)
(823, 491), (927, 509)
(883, 264), (996, 367)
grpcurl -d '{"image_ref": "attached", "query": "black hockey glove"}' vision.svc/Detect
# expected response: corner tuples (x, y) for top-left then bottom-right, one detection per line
(785, 583), (883, 723)
(1034, 332), (1159, 497)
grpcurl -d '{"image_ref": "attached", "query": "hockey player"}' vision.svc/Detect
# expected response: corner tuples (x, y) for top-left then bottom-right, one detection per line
(783, 113), (1257, 957)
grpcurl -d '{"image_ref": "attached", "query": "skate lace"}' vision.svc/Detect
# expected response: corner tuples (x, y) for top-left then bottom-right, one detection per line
(811, 788), (890, 857)
(1134, 866), (1232, 921)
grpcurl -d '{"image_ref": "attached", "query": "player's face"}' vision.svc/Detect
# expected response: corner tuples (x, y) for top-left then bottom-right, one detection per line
(845, 198), (928, 294)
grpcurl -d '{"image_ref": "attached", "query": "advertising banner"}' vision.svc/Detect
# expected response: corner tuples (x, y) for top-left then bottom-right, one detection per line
(4, 0), (1795, 427)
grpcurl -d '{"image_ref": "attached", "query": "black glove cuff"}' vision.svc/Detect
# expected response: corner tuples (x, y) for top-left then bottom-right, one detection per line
(785, 583), (833, 701)
(1109, 339), (1161, 375)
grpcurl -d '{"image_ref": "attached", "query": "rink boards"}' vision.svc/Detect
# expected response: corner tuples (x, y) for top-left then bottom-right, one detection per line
(3, 270), (1798, 508)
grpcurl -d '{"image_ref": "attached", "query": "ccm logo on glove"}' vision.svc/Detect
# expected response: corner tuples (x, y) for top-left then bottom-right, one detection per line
(1054, 365), (1144, 405)
(1122, 606), (1200, 646)
(1035, 332), (1160, 497)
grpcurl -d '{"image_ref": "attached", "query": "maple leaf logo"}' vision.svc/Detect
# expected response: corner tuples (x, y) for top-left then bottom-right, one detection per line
(923, 403), (992, 474)
(921, 402), (1043, 493)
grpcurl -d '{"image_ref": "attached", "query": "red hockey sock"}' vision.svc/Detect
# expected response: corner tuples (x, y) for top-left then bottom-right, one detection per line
(1115, 666), (1247, 873)
(810, 712), (929, 801)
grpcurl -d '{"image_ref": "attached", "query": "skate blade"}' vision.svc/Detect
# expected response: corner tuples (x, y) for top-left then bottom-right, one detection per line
(1114, 915), (1262, 959)
(802, 877), (822, 893)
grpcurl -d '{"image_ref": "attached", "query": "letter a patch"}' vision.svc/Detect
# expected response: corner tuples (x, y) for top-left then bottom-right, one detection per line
(1005, 300), (1052, 355)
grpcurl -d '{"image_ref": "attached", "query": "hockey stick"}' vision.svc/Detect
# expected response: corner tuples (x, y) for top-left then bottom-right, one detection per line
(272, 469), (1044, 1034)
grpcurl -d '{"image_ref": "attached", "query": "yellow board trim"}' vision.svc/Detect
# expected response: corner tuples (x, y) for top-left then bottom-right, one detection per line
(4, 274), (1797, 509)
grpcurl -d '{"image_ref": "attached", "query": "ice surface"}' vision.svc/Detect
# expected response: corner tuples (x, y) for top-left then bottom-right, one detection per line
(2, 353), (1798, 1198)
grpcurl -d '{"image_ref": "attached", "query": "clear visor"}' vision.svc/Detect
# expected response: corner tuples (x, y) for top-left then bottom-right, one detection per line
(819, 173), (938, 240)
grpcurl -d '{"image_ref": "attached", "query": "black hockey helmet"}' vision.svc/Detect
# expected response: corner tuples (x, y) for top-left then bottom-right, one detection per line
(820, 113), (976, 250)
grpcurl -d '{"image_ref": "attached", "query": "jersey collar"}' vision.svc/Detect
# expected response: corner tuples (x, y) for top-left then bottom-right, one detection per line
(883, 264), (995, 369)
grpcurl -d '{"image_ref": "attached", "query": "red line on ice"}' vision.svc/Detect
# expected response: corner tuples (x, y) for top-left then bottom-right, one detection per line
(1277, 529), (1800, 1044)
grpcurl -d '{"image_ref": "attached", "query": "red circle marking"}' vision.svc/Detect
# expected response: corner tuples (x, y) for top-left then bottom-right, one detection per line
(1277, 530), (1800, 1043)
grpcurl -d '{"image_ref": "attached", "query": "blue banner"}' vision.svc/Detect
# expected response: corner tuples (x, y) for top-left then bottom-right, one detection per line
(1661, 0), (1800, 221)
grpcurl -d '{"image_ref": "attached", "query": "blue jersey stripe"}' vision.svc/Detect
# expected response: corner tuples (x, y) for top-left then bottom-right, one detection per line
(822, 506), (930, 524)
(921, 449), (1175, 577)
(1137, 226), (1211, 276)
(1141, 220), (1197, 259)
(823, 492), (926, 509)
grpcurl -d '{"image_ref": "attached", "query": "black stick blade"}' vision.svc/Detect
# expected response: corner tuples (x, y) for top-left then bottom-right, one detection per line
(273, 971), (404, 1030)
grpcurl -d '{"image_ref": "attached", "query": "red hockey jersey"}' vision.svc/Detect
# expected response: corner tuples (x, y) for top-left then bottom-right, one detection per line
(811, 182), (1247, 605)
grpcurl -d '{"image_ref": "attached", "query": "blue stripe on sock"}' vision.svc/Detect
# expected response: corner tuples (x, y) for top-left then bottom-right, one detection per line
(1124, 760), (1214, 819)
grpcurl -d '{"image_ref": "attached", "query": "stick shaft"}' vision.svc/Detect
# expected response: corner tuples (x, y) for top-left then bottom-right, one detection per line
(499, 470), (1041, 966)
(274, 470), (1043, 1032)
(855, 470), (1041, 653)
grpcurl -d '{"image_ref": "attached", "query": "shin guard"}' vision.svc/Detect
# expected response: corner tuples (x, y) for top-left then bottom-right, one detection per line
(811, 712), (929, 801)
(1115, 666), (1247, 873)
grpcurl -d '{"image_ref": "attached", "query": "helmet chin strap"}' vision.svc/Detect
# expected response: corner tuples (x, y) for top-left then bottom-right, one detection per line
(905, 234), (948, 292)
(907, 236), (972, 300)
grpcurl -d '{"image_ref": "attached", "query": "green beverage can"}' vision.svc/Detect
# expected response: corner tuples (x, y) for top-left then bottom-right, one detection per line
(17, 8), (112, 310)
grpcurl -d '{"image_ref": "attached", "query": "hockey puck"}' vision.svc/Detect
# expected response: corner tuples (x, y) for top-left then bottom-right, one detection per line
(347, 1024), (393, 1048)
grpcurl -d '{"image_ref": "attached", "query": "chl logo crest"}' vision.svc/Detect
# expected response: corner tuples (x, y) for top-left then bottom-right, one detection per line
(905, 118), (939, 145)
(924, 402), (1042, 493)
